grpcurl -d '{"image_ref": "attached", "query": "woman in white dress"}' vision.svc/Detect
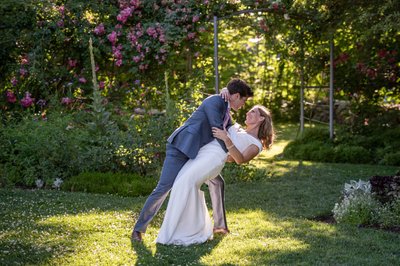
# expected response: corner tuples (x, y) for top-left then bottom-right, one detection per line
(156, 105), (275, 246)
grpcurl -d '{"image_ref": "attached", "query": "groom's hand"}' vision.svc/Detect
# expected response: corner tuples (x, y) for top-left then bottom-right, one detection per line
(212, 127), (229, 142)
(220, 87), (230, 102)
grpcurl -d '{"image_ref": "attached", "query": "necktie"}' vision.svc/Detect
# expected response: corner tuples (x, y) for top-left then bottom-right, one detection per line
(223, 107), (231, 130)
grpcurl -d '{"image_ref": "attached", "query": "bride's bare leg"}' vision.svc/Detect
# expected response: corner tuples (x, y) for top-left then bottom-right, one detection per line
(207, 175), (229, 233)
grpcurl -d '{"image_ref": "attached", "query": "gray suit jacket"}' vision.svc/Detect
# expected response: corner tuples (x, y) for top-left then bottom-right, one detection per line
(167, 95), (231, 159)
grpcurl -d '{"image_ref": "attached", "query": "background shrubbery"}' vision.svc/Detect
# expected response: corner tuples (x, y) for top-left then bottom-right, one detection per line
(62, 172), (157, 197)
(283, 120), (400, 166)
(0, 107), (179, 189)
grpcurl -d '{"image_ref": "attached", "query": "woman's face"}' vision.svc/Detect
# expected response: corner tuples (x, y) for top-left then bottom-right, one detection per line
(245, 107), (263, 126)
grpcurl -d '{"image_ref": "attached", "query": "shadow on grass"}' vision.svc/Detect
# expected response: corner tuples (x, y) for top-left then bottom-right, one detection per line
(238, 214), (400, 265)
(223, 160), (399, 219)
(131, 236), (224, 265)
(0, 188), (147, 265)
(212, 161), (400, 264)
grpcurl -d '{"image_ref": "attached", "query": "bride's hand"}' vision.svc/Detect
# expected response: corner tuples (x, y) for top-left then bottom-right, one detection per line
(212, 127), (229, 141)
(220, 87), (230, 102)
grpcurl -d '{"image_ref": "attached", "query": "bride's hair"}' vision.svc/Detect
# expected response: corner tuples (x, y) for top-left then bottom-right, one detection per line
(255, 105), (275, 150)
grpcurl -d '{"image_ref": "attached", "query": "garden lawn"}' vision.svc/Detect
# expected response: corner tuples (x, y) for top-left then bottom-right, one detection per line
(1, 124), (399, 265)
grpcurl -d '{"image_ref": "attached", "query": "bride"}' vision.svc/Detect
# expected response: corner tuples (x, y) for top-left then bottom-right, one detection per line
(156, 104), (275, 246)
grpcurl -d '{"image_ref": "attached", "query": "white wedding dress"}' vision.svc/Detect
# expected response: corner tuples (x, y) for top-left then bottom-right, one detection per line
(156, 124), (262, 246)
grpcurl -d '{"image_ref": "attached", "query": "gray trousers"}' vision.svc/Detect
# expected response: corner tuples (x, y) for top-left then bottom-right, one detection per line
(134, 143), (228, 233)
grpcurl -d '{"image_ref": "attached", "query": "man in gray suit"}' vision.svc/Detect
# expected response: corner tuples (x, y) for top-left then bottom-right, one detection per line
(131, 78), (253, 242)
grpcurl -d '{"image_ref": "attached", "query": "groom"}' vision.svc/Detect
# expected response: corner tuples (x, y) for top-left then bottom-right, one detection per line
(131, 78), (253, 242)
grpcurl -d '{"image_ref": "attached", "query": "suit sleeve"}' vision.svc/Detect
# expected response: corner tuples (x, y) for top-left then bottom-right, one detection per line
(202, 95), (226, 129)
(202, 96), (228, 150)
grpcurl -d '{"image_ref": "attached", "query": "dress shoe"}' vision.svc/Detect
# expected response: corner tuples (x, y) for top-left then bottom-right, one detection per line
(213, 228), (230, 235)
(131, 230), (143, 242)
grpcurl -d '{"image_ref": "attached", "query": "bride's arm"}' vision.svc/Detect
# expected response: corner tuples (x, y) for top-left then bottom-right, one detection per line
(212, 127), (259, 164)
(226, 155), (235, 163)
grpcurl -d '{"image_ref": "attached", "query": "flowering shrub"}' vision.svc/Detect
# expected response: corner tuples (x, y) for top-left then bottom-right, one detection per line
(0, 0), (241, 115)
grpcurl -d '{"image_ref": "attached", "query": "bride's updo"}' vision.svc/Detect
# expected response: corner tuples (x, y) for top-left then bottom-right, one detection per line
(255, 105), (275, 150)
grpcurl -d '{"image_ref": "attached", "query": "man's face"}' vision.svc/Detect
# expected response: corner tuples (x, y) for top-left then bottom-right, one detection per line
(229, 93), (248, 111)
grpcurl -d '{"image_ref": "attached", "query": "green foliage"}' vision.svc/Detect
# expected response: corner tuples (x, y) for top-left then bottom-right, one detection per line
(62, 172), (157, 197)
(374, 198), (400, 228)
(221, 163), (270, 183)
(0, 109), (179, 188)
(333, 145), (371, 164)
(283, 125), (400, 165)
(0, 112), (87, 187)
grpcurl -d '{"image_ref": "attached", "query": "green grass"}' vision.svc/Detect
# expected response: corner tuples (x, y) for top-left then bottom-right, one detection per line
(1, 123), (399, 265)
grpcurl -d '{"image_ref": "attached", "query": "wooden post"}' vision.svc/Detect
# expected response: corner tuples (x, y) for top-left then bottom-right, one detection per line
(329, 37), (334, 139)
(213, 15), (219, 93)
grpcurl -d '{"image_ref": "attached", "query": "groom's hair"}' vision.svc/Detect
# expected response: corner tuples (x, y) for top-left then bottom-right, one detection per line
(226, 79), (253, 98)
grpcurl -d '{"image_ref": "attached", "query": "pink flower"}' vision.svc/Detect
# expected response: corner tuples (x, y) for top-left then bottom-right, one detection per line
(130, 0), (140, 8)
(6, 90), (17, 103)
(58, 5), (65, 15)
(107, 31), (118, 45)
(117, 7), (133, 24)
(61, 97), (73, 105)
(356, 62), (365, 71)
(259, 20), (269, 32)
(377, 49), (387, 59)
(192, 15), (200, 23)
(21, 56), (29, 65)
(366, 68), (377, 79)
(113, 49), (122, 59)
(115, 59), (123, 66)
(127, 31), (137, 44)
(20, 68), (28, 77)
(99, 81), (105, 89)
(132, 56), (141, 63)
(146, 27), (157, 38)
(11, 77), (18, 86)
(79, 77), (87, 83)
(187, 32), (196, 39)
(68, 58), (78, 69)
(136, 43), (142, 52)
(21, 92), (34, 108)
(94, 23), (105, 35)
(139, 64), (148, 70)
(57, 20), (64, 28)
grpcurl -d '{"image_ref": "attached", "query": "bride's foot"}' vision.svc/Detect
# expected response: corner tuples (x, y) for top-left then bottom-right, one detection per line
(213, 228), (230, 235)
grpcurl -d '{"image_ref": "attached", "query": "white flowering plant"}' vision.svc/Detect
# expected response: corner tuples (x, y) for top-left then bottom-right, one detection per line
(332, 179), (380, 225)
